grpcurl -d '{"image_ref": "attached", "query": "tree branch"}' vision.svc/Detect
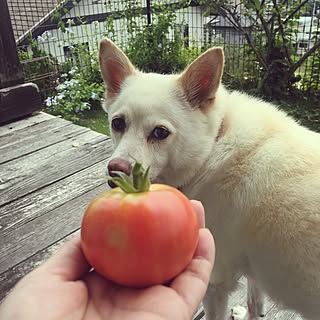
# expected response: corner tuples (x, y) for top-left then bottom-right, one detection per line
(292, 40), (320, 71)
(272, 0), (293, 66)
(214, 4), (267, 69)
(283, 0), (308, 25)
(255, 1), (272, 44)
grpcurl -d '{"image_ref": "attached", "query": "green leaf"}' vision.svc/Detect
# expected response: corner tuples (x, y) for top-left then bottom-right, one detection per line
(107, 161), (151, 193)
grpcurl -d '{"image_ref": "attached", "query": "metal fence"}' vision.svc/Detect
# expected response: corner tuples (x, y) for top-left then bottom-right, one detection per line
(7, 0), (320, 100)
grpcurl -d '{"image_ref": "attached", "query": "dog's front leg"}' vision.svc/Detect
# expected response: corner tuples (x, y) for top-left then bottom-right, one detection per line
(232, 277), (264, 320)
(203, 281), (230, 319)
(247, 277), (264, 318)
(202, 255), (240, 319)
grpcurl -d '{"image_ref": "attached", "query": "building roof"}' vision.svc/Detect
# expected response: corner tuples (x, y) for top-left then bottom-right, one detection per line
(7, 0), (59, 42)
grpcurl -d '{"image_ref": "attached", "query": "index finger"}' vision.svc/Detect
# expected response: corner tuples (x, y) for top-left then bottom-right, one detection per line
(170, 228), (215, 317)
(41, 231), (91, 281)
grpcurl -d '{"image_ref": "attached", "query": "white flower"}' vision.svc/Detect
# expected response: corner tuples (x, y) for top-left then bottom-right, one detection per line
(45, 97), (52, 107)
(69, 79), (79, 85)
(91, 20), (99, 26)
(81, 102), (91, 110)
(61, 73), (68, 78)
(45, 96), (57, 107)
(67, 18), (74, 26)
(56, 83), (66, 90)
(68, 69), (77, 75)
(57, 93), (65, 100)
(43, 31), (51, 40)
(91, 92), (98, 100)
(37, 35), (45, 43)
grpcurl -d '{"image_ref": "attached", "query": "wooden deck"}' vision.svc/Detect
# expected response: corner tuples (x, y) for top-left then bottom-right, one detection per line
(0, 112), (304, 319)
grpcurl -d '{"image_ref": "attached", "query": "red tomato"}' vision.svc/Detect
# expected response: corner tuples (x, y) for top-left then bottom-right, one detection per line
(81, 183), (199, 288)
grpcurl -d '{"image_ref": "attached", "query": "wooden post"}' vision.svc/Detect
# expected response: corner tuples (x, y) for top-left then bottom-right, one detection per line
(0, 0), (42, 124)
(0, 0), (24, 89)
(146, 0), (152, 25)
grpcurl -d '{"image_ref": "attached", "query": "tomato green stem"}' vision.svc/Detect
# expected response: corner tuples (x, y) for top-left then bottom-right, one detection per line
(108, 161), (151, 193)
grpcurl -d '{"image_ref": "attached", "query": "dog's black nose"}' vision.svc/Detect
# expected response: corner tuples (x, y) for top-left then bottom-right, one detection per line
(107, 158), (131, 188)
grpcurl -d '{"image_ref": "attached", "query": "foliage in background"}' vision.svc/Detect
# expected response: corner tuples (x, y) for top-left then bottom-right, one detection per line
(19, 35), (58, 98)
(200, 0), (320, 99)
(301, 43), (320, 97)
(123, 1), (190, 73)
(43, 20), (105, 121)
(20, 0), (318, 134)
(45, 66), (104, 120)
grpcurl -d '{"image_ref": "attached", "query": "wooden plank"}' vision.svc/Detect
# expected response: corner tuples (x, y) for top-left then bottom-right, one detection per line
(0, 131), (111, 206)
(264, 303), (304, 319)
(223, 277), (305, 320)
(0, 112), (54, 137)
(0, 232), (75, 302)
(0, 160), (109, 235)
(196, 277), (303, 319)
(0, 118), (87, 164)
(0, 183), (107, 273)
(0, 116), (70, 145)
(193, 305), (205, 320)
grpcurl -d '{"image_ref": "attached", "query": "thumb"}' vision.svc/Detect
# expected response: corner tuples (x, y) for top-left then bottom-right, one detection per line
(41, 232), (91, 281)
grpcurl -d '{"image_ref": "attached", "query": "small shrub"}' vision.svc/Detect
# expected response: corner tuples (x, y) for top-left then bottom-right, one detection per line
(45, 65), (104, 121)
(124, 2), (188, 73)
(19, 35), (58, 98)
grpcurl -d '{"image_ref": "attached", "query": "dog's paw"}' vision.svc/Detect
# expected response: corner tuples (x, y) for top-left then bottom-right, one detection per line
(231, 305), (248, 320)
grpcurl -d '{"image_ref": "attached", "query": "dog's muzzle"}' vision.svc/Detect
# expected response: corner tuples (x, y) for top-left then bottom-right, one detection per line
(107, 158), (131, 188)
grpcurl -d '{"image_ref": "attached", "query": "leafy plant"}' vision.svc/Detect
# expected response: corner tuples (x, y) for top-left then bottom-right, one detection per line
(122, 0), (190, 73)
(45, 64), (104, 121)
(43, 19), (106, 121)
(199, 0), (320, 98)
(301, 28), (320, 96)
(19, 34), (58, 98)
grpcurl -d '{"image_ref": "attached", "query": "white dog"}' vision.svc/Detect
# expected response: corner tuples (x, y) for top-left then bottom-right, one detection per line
(99, 38), (320, 320)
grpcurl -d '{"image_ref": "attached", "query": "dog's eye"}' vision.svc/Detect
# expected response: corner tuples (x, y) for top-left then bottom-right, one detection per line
(112, 117), (126, 133)
(151, 126), (170, 140)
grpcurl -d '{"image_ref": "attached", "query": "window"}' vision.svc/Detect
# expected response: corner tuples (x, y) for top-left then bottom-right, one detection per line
(298, 41), (308, 48)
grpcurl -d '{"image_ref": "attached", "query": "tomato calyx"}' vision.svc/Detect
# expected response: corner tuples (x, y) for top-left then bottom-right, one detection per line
(108, 161), (151, 193)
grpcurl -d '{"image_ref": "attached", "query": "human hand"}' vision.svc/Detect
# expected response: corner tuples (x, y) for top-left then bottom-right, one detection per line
(0, 200), (215, 320)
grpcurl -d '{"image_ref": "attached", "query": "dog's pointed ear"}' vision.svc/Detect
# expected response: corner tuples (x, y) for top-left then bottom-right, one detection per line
(99, 39), (136, 98)
(178, 48), (224, 108)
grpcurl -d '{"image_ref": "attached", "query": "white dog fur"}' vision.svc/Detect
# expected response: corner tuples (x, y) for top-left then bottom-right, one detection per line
(99, 38), (320, 320)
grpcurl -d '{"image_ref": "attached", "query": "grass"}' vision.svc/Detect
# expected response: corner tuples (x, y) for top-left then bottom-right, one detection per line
(72, 109), (110, 136)
(277, 97), (320, 133)
(71, 96), (319, 136)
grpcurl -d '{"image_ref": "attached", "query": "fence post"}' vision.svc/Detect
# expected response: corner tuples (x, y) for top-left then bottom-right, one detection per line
(0, 0), (42, 124)
(0, 0), (24, 89)
(146, 0), (152, 25)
